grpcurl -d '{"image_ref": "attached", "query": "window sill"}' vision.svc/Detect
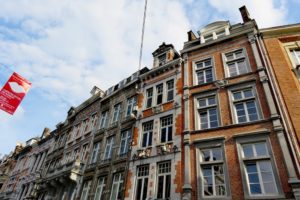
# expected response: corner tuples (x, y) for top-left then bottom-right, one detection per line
(192, 119), (271, 134)
(244, 194), (285, 200)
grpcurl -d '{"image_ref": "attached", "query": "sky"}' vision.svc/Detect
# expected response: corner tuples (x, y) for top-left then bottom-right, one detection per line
(0, 0), (299, 156)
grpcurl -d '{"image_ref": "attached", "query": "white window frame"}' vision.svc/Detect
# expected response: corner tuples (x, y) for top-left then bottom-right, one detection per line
(222, 48), (251, 77)
(196, 139), (230, 198)
(80, 180), (92, 200)
(112, 103), (121, 124)
(235, 133), (284, 199)
(80, 144), (89, 161)
(160, 115), (173, 143)
(99, 110), (109, 129)
(156, 161), (171, 199)
(229, 84), (262, 124)
(90, 142), (100, 164)
(194, 57), (215, 85)
(141, 121), (153, 148)
(90, 114), (98, 132)
(94, 176), (106, 200)
(110, 173), (124, 200)
(146, 88), (153, 108)
(125, 96), (137, 117)
(119, 130), (131, 155)
(156, 83), (164, 105)
(284, 41), (300, 81)
(166, 80), (174, 102)
(196, 94), (219, 130)
(103, 136), (114, 160)
(135, 165), (149, 200)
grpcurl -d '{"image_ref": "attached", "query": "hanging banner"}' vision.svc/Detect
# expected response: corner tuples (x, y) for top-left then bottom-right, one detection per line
(0, 72), (31, 115)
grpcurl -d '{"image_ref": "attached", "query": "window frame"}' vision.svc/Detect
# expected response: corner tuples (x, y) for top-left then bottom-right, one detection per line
(103, 136), (114, 160)
(195, 139), (231, 199)
(119, 129), (131, 156)
(90, 142), (100, 164)
(135, 165), (149, 200)
(110, 173), (124, 200)
(284, 41), (300, 81)
(222, 48), (251, 78)
(160, 115), (173, 143)
(235, 133), (284, 199)
(94, 176), (106, 200)
(80, 180), (92, 200)
(229, 84), (262, 124)
(112, 103), (122, 124)
(156, 161), (172, 199)
(193, 57), (215, 86)
(125, 96), (137, 117)
(99, 110), (109, 129)
(194, 91), (221, 130)
(141, 121), (153, 148)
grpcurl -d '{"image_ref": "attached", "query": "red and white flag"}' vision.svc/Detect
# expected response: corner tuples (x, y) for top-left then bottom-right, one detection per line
(0, 72), (31, 115)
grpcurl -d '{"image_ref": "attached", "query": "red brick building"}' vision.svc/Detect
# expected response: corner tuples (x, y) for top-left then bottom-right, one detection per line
(180, 6), (298, 200)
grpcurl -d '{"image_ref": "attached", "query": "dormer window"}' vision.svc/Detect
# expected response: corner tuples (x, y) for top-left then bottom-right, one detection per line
(204, 34), (213, 42)
(199, 21), (230, 44)
(158, 53), (167, 66)
(216, 29), (226, 38)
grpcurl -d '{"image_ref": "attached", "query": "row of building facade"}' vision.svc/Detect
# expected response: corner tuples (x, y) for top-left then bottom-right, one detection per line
(0, 6), (300, 200)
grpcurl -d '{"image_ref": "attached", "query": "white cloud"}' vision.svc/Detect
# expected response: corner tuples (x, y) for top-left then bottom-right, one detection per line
(206, 0), (288, 28)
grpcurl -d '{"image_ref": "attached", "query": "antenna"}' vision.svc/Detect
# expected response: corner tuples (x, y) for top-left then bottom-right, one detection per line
(138, 0), (148, 71)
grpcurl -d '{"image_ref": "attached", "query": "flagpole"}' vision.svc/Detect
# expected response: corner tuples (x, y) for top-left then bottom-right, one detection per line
(138, 0), (148, 72)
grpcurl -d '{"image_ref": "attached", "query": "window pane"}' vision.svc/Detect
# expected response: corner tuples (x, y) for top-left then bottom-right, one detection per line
(233, 91), (242, 100)
(208, 97), (216, 105)
(212, 148), (222, 161)
(143, 178), (148, 199)
(165, 175), (171, 198)
(157, 176), (164, 198)
(264, 182), (277, 194)
(255, 143), (268, 157)
(199, 99), (206, 107)
(246, 163), (257, 173)
(197, 71), (205, 84)
(243, 89), (253, 98)
(250, 184), (262, 194)
(136, 179), (142, 200)
(242, 145), (253, 158)
(206, 69), (213, 83)
(202, 150), (211, 162)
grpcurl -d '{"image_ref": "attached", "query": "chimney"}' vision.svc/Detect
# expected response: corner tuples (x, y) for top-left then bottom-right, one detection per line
(187, 30), (197, 41)
(239, 6), (251, 23)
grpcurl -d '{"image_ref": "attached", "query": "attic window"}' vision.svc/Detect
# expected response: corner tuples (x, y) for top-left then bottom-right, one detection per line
(204, 34), (213, 42)
(158, 53), (167, 66)
(216, 30), (226, 38)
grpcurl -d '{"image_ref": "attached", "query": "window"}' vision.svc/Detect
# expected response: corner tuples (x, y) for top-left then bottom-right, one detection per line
(231, 87), (260, 123)
(80, 180), (91, 200)
(94, 177), (106, 200)
(204, 34), (213, 42)
(199, 147), (226, 197)
(157, 161), (171, 199)
(136, 165), (149, 200)
(224, 49), (250, 77)
(236, 137), (282, 197)
(166, 80), (174, 101)
(290, 49), (300, 66)
(160, 115), (173, 143)
(141, 121), (153, 147)
(90, 142), (100, 164)
(289, 48), (300, 79)
(196, 95), (219, 129)
(74, 124), (81, 138)
(156, 84), (163, 105)
(81, 119), (89, 135)
(119, 130), (131, 155)
(158, 53), (166, 66)
(73, 148), (80, 161)
(90, 114), (98, 132)
(81, 144), (89, 161)
(216, 30), (226, 38)
(195, 58), (214, 85)
(146, 88), (153, 108)
(112, 104), (121, 123)
(99, 110), (109, 129)
(110, 173), (124, 200)
(126, 96), (137, 117)
(103, 137), (114, 160)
